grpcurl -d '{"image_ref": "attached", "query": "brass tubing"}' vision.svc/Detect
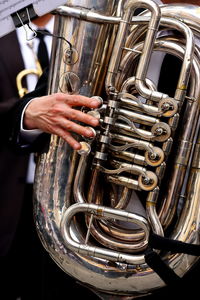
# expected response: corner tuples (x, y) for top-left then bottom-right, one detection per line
(106, 0), (161, 93)
(171, 129), (200, 255)
(61, 203), (149, 264)
(87, 217), (148, 252)
(118, 107), (159, 126)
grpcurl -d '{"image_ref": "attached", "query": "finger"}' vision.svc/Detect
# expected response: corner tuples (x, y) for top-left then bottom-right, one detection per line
(64, 108), (99, 127)
(55, 93), (102, 109)
(60, 118), (96, 138)
(53, 127), (81, 150)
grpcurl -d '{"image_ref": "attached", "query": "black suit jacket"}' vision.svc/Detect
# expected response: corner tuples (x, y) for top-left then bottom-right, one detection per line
(0, 31), (32, 256)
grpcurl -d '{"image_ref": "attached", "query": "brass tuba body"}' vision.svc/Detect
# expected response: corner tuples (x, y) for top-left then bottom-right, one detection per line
(34, 0), (200, 298)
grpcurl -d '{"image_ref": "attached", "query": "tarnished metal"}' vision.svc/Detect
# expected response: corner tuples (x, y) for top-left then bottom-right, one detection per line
(34, 0), (200, 298)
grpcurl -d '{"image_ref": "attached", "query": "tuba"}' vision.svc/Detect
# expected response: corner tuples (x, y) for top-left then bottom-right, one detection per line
(34, 0), (200, 298)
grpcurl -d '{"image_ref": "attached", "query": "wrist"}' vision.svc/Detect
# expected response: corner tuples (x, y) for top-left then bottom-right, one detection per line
(23, 100), (37, 130)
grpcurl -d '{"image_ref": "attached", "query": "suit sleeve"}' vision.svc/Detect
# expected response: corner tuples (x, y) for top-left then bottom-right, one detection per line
(9, 68), (50, 153)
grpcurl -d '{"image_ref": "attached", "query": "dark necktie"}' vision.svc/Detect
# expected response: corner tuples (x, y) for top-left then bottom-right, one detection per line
(36, 30), (49, 70)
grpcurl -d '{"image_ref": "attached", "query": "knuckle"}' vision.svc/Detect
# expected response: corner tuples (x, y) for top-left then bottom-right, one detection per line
(62, 133), (70, 141)
(53, 92), (64, 103)
(68, 110), (77, 120)
(65, 121), (73, 131)
(71, 97), (79, 106)
(55, 92), (63, 99)
(51, 104), (63, 115)
(54, 127), (65, 138)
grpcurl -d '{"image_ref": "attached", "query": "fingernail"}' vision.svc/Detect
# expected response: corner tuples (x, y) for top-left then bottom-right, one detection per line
(91, 100), (99, 107)
(91, 96), (103, 107)
(86, 128), (94, 136)
(91, 118), (99, 126)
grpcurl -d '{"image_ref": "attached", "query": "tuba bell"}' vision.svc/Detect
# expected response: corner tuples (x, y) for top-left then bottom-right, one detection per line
(34, 0), (200, 298)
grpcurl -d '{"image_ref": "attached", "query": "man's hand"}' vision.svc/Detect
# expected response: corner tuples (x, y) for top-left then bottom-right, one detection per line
(24, 93), (101, 150)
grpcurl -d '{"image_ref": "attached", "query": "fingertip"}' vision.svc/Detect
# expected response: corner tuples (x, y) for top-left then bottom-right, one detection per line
(73, 142), (81, 150)
(90, 96), (103, 108)
(91, 100), (101, 108)
(91, 118), (99, 126)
